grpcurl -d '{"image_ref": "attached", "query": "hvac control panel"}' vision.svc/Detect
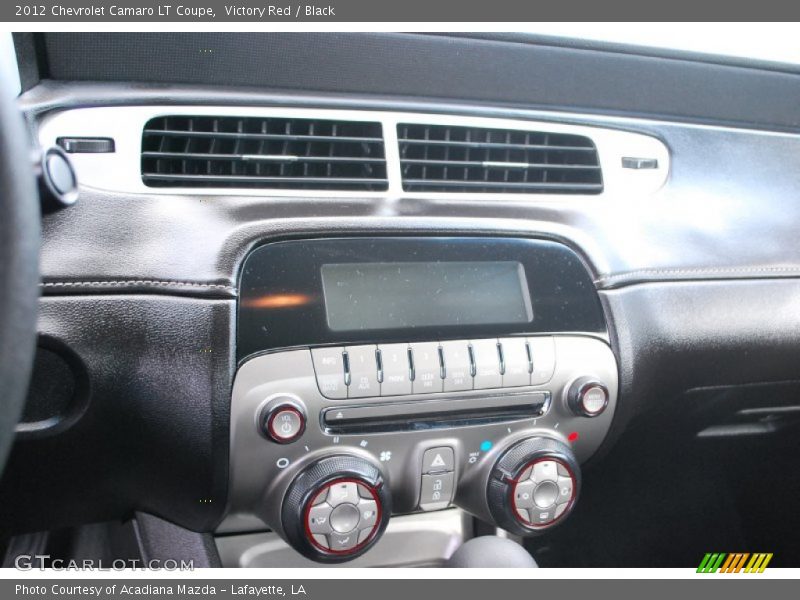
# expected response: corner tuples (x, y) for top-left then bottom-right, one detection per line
(226, 335), (617, 562)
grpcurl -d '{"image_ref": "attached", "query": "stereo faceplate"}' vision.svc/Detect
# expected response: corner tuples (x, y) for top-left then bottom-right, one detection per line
(223, 335), (617, 540)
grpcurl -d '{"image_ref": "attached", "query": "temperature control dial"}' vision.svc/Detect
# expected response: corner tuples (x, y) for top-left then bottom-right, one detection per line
(487, 437), (580, 536)
(281, 455), (391, 563)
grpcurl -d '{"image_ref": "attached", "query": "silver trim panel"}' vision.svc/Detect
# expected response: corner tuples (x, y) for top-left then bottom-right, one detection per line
(38, 106), (670, 200)
(224, 335), (618, 537)
(217, 509), (468, 568)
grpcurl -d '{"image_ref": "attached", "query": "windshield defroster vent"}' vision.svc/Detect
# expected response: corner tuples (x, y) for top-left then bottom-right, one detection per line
(141, 116), (388, 191)
(398, 124), (603, 194)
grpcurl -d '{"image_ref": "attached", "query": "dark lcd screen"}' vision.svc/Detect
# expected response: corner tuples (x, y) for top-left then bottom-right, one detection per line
(321, 261), (533, 332)
(237, 237), (607, 359)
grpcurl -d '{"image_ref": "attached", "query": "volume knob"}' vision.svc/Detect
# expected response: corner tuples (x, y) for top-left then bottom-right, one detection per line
(567, 378), (609, 417)
(260, 397), (306, 443)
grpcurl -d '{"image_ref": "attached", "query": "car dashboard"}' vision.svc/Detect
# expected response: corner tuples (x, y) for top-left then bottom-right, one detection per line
(4, 32), (800, 568)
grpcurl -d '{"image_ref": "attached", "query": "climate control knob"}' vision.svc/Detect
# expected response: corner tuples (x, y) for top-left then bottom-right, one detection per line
(567, 378), (609, 417)
(281, 455), (391, 562)
(487, 437), (580, 535)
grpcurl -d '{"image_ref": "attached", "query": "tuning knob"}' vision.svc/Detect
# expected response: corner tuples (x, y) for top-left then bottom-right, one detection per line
(567, 378), (609, 417)
(487, 437), (580, 536)
(281, 455), (391, 563)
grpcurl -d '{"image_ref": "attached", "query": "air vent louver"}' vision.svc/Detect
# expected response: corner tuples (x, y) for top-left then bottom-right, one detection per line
(141, 116), (388, 191)
(398, 124), (603, 194)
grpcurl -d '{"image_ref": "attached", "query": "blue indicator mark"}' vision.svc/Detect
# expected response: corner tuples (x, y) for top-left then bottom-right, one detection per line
(480, 440), (493, 452)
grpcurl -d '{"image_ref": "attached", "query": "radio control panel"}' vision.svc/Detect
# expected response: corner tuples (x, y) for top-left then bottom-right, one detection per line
(311, 337), (556, 400)
(230, 237), (616, 562)
(225, 334), (618, 562)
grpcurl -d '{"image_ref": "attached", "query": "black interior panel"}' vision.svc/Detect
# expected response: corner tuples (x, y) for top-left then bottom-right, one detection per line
(531, 382), (800, 567)
(34, 32), (800, 131)
(0, 296), (233, 535)
(597, 279), (800, 449)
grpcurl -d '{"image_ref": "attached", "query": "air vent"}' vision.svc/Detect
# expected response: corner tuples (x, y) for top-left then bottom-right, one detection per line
(398, 124), (603, 194)
(141, 116), (388, 191)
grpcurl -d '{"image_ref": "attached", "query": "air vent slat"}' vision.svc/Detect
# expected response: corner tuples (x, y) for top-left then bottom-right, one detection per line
(398, 124), (602, 194)
(142, 151), (386, 164)
(402, 159), (601, 170)
(401, 180), (604, 192)
(398, 139), (597, 152)
(142, 116), (387, 191)
(142, 174), (388, 186)
(142, 129), (384, 144)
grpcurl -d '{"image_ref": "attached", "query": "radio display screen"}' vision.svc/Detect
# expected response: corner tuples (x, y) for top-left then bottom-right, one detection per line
(321, 261), (533, 332)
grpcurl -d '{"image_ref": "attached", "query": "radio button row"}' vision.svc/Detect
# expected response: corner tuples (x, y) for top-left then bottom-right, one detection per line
(312, 336), (556, 399)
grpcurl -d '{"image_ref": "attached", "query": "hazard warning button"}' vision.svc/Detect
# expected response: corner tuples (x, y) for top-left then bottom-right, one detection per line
(422, 446), (455, 474)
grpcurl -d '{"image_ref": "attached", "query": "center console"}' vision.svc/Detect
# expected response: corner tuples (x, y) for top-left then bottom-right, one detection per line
(225, 237), (618, 563)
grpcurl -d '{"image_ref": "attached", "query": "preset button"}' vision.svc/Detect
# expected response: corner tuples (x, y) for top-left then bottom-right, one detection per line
(311, 347), (347, 399)
(411, 342), (443, 394)
(345, 345), (380, 398)
(440, 340), (472, 392)
(379, 343), (412, 396)
(470, 339), (503, 389)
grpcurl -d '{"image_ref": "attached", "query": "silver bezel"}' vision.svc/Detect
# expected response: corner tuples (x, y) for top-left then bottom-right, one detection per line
(38, 106), (670, 200)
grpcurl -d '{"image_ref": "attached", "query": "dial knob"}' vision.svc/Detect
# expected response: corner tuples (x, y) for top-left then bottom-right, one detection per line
(487, 437), (580, 536)
(567, 378), (609, 417)
(262, 402), (306, 444)
(281, 455), (391, 563)
(261, 400), (306, 444)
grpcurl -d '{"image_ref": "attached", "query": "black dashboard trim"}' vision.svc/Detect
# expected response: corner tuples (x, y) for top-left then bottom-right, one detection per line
(26, 32), (800, 133)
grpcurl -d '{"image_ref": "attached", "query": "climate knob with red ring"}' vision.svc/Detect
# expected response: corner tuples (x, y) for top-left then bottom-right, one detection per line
(304, 478), (383, 555)
(487, 437), (581, 536)
(281, 455), (391, 563)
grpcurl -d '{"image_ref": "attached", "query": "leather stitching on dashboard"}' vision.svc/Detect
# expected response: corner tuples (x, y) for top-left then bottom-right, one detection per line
(39, 280), (236, 292)
(597, 266), (800, 286)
